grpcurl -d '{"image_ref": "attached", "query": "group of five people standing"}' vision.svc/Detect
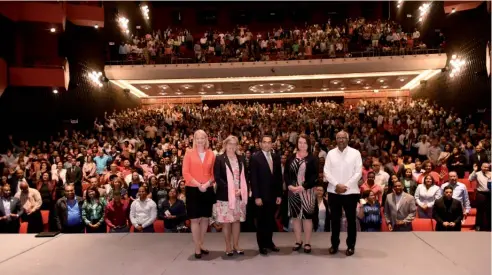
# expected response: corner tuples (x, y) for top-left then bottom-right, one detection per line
(182, 129), (362, 258)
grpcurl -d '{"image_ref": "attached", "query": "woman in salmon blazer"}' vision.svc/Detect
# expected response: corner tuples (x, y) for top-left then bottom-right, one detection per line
(182, 129), (216, 259)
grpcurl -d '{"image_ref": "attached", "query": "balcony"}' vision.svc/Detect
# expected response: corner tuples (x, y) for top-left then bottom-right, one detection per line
(66, 2), (104, 28)
(9, 58), (70, 90)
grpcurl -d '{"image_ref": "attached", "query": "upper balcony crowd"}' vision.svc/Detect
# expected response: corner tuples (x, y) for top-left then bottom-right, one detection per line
(112, 17), (445, 65)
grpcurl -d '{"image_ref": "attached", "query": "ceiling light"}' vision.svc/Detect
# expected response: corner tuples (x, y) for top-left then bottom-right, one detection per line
(379, 79), (384, 83)
(199, 91), (206, 95)
(356, 80), (361, 84)
(322, 88), (329, 91)
(364, 86), (370, 89)
(52, 89), (58, 94)
(400, 78), (405, 82)
(374, 89), (379, 93)
(158, 92), (167, 96)
(50, 28), (56, 33)
(451, 8), (456, 13)
(281, 84), (285, 86)
(94, 24), (99, 29)
(216, 91), (224, 94)
(333, 81), (338, 85)
(381, 85), (389, 89)
(203, 84), (214, 89)
(140, 85), (151, 90)
(340, 87), (345, 90)
(259, 84), (263, 87)
(175, 91), (183, 95)
(159, 85), (169, 90)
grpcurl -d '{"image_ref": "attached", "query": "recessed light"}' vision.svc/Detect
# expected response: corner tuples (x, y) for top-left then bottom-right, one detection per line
(356, 80), (361, 84)
(199, 91), (206, 95)
(281, 84), (285, 86)
(400, 78), (405, 82)
(270, 84), (274, 86)
(379, 79), (384, 83)
(94, 25), (99, 29)
(159, 92), (167, 96)
(141, 85), (151, 90)
(364, 86), (370, 89)
(374, 89), (380, 93)
(216, 91), (224, 94)
(203, 84), (214, 89)
(52, 89), (58, 94)
(175, 92), (183, 95)
(322, 88), (329, 91)
(259, 84), (263, 87)
(333, 81), (338, 85)
(381, 85), (389, 89)
(340, 87), (345, 90)
(50, 28), (56, 33)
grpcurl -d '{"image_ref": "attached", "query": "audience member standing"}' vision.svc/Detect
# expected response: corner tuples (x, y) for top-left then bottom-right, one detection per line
(82, 186), (107, 233)
(105, 191), (130, 233)
(432, 186), (463, 231)
(384, 181), (417, 232)
(0, 184), (23, 233)
(468, 163), (491, 231)
(16, 182), (43, 233)
(323, 131), (362, 256)
(414, 175), (440, 219)
(250, 135), (283, 255)
(285, 134), (319, 253)
(182, 130), (216, 259)
(213, 135), (248, 256)
(357, 190), (382, 232)
(54, 185), (84, 233)
(130, 186), (157, 233)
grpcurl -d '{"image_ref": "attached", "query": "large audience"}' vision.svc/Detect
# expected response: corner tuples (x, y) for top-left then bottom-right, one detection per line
(0, 98), (490, 234)
(117, 17), (438, 64)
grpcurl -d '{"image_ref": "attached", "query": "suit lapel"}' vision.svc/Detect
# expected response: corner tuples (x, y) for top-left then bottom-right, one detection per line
(224, 155), (233, 174)
(0, 199), (4, 215)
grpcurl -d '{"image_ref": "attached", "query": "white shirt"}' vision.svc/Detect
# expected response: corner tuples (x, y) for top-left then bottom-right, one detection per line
(414, 184), (440, 208)
(374, 170), (390, 188)
(395, 193), (403, 210)
(130, 198), (157, 228)
(323, 146), (362, 195)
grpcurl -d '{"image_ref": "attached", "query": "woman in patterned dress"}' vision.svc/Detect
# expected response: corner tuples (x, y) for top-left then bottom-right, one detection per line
(213, 135), (248, 256)
(285, 134), (319, 253)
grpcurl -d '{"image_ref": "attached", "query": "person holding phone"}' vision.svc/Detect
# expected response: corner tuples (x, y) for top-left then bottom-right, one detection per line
(159, 188), (186, 233)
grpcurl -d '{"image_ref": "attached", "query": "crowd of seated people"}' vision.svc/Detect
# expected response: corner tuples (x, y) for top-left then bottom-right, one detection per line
(0, 98), (490, 234)
(117, 17), (438, 65)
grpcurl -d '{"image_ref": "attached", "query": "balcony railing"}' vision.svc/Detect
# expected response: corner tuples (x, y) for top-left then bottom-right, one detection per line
(105, 48), (443, 66)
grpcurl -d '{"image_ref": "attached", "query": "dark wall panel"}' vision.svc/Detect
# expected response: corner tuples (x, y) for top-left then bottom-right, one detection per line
(412, 2), (491, 116)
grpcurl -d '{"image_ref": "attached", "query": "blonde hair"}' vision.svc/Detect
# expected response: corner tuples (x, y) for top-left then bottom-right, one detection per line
(193, 129), (210, 150)
(221, 135), (239, 154)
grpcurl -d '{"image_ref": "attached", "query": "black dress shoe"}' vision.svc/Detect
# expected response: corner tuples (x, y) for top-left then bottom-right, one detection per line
(194, 253), (202, 259)
(269, 246), (280, 252)
(346, 248), (355, 256)
(200, 249), (210, 255)
(259, 248), (268, 255)
(328, 246), (338, 254)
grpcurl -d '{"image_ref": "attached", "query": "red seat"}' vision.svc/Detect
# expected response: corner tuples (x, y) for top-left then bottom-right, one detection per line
(469, 208), (477, 216)
(411, 218), (433, 231)
(154, 220), (165, 233)
(41, 210), (50, 232)
(19, 222), (28, 234)
(82, 182), (90, 193)
(380, 208), (390, 232)
(431, 219), (437, 231)
(462, 216), (476, 229)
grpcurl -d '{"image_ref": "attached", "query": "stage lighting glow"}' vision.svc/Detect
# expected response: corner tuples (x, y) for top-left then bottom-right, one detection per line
(94, 24), (99, 29)
(88, 71), (104, 87)
(118, 16), (130, 34)
(53, 89), (58, 94)
(141, 5), (150, 20)
(449, 54), (465, 78)
(451, 8), (456, 13)
(50, 28), (56, 33)
(418, 3), (431, 22)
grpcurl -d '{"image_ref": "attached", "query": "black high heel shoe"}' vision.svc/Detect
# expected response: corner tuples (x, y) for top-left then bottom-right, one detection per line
(233, 248), (245, 255)
(303, 244), (312, 254)
(194, 253), (202, 259)
(293, 242), (303, 251)
(225, 251), (234, 257)
(200, 249), (210, 255)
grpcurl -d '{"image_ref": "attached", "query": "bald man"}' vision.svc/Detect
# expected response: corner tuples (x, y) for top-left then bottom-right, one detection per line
(15, 182), (43, 233)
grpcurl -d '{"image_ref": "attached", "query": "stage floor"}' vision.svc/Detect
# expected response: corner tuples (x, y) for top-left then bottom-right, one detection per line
(0, 232), (489, 275)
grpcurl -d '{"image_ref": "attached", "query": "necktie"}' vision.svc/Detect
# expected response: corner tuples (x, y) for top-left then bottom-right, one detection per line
(267, 152), (273, 173)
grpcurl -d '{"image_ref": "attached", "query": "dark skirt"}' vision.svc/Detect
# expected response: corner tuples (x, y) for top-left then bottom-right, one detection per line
(185, 186), (216, 219)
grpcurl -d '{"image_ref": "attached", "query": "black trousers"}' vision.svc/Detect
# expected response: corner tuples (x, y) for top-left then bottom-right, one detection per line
(0, 221), (20, 233)
(256, 201), (276, 249)
(63, 224), (85, 234)
(24, 211), (43, 234)
(475, 191), (491, 231)
(328, 193), (360, 249)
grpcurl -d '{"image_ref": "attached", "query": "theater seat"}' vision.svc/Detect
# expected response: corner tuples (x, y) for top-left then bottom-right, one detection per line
(19, 222), (28, 234)
(154, 220), (165, 233)
(41, 210), (50, 232)
(469, 208), (477, 216)
(411, 218), (433, 231)
(462, 216), (476, 230)
(431, 219), (437, 231)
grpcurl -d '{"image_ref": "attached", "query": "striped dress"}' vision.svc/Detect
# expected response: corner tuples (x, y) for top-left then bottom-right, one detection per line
(288, 157), (315, 220)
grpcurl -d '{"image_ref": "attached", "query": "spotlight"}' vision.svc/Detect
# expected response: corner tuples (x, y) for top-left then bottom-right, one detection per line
(88, 70), (104, 87)
(50, 28), (56, 33)
(451, 8), (456, 13)
(94, 24), (99, 29)
(397, 4), (400, 8)
(118, 16), (130, 33)
(449, 54), (466, 78)
(141, 5), (150, 20)
(53, 89), (58, 94)
(419, 17), (423, 22)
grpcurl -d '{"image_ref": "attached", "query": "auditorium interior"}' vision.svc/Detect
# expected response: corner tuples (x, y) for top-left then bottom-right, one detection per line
(0, 1), (490, 275)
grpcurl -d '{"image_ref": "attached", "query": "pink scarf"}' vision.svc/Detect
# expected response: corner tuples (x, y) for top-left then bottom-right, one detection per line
(226, 162), (248, 210)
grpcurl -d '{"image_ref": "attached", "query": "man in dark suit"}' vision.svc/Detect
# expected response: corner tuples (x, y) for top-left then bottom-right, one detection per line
(250, 135), (283, 255)
(65, 158), (82, 197)
(471, 144), (489, 170)
(432, 185), (463, 231)
(0, 184), (24, 233)
(384, 154), (405, 178)
(8, 169), (29, 195)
